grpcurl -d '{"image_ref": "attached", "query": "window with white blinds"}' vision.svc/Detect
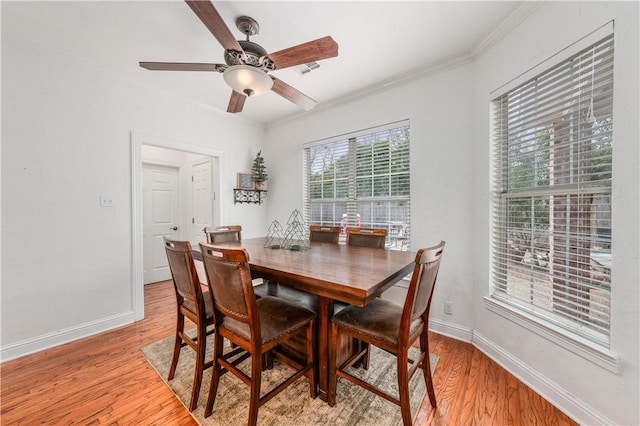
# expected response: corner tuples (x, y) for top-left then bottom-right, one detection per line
(491, 34), (613, 346)
(303, 122), (410, 250)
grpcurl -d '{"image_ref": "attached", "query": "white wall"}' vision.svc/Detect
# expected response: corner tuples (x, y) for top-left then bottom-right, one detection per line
(1, 32), (268, 360)
(265, 2), (639, 424)
(2, 2), (638, 423)
(471, 2), (639, 425)
(266, 63), (478, 338)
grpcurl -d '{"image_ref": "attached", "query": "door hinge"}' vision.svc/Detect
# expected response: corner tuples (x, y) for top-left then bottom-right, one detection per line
(191, 176), (194, 182)
(192, 218), (194, 224)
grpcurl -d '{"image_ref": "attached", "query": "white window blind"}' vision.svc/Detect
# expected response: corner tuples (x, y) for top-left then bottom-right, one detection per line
(491, 34), (613, 346)
(304, 122), (410, 249)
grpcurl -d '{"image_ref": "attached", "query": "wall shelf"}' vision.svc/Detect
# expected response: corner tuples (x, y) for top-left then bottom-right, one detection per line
(234, 188), (267, 205)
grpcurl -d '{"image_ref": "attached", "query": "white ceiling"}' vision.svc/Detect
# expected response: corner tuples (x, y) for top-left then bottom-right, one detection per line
(2, 1), (529, 126)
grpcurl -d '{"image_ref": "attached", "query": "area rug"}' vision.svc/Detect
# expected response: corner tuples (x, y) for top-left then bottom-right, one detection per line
(140, 335), (438, 426)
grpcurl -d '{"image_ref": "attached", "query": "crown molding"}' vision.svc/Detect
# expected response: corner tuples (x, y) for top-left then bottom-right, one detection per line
(270, 53), (474, 129)
(270, 2), (545, 130)
(2, 31), (267, 130)
(471, 1), (545, 57)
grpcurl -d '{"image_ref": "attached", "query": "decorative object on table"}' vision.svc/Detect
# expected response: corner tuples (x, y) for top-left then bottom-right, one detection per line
(264, 220), (285, 249)
(236, 172), (255, 190)
(282, 209), (310, 251)
(251, 150), (268, 190)
(140, 335), (437, 426)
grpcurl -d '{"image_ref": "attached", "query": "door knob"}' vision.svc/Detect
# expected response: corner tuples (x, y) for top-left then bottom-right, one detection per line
(170, 226), (178, 231)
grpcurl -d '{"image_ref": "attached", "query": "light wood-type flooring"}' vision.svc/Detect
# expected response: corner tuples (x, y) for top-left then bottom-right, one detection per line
(1, 280), (577, 425)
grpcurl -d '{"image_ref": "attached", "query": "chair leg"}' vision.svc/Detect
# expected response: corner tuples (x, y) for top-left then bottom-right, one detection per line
(188, 322), (207, 411)
(168, 312), (184, 380)
(248, 351), (263, 426)
(306, 319), (317, 398)
(327, 322), (339, 406)
(361, 341), (371, 370)
(420, 333), (437, 408)
(204, 334), (225, 418)
(262, 351), (274, 370)
(397, 350), (412, 426)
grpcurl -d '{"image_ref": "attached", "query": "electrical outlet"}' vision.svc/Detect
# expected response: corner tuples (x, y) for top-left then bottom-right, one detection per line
(444, 301), (453, 315)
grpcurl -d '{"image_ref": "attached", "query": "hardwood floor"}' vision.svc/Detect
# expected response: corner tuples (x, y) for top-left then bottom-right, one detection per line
(1, 280), (577, 425)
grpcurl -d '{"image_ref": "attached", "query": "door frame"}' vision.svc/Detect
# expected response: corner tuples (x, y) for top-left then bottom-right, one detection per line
(131, 132), (224, 320)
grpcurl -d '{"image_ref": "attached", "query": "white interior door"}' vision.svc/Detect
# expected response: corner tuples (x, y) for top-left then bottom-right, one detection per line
(192, 159), (213, 246)
(142, 163), (179, 284)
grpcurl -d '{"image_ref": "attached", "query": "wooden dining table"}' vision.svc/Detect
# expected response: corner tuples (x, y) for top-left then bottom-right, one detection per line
(198, 237), (417, 402)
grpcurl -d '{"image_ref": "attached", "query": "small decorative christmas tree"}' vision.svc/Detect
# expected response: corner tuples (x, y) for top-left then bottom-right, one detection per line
(252, 150), (268, 190)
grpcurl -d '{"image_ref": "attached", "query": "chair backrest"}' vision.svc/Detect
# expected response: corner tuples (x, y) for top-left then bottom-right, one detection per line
(199, 243), (257, 331)
(164, 238), (205, 311)
(345, 227), (387, 249)
(203, 225), (242, 244)
(309, 225), (341, 244)
(402, 241), (445, 330)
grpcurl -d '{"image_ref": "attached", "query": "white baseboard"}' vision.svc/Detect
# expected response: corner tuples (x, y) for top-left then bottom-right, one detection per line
(1, 311), (136, 362)
(0, 310), (616, 425)
(429, 317), (474, 342)
(472, 330), (614, 426)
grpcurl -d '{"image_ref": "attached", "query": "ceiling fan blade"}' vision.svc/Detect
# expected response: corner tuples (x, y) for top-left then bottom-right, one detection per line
(139, 62), (225, 72)
(227, 90), (246, 113)
(271, 77), (316, 111)
(185, 0), (243, 52)
(266, 36), (338, 70)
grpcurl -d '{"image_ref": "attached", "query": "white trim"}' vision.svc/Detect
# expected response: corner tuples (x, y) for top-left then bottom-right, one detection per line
(473, 330), (616, 426)
(483, 296), (619, 372)
(3, 31), (264, 129)
(303, 119), (410, 148)
(428, 320), (615, 425)
(429, 318), (474, 343)
(1, 311), (135, 362)
(131, 135), (144, 320)
(130, 132), (225, 322)
(471, 2), (544, 57)
(141, 158), (183, 169)
(271, 55), (472, 130)
(490, 21), (614, 97)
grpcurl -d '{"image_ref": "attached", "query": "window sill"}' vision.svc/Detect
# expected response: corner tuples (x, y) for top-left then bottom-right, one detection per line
(483, 296), (619, 373)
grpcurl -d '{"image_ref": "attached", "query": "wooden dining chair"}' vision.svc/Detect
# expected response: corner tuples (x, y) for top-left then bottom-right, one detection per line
(199, 243), (317, 426)
(309, 225), (341, 244)
(344, 226), (389, 367)
(328, 241), (445, 426)
(164, 238), (215, 411)
(203, 225), (242, 244)
(345, 227), (387, 248)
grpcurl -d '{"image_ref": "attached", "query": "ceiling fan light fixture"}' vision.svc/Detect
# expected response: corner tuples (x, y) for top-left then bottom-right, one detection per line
(223, 65), (273, 97)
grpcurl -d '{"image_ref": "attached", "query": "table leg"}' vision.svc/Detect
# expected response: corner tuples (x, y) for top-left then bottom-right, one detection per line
(316, 296), (334, 402)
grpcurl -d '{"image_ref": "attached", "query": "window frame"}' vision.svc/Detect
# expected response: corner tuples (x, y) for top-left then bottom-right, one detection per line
(488, 22), (618, 367)
(303, 121), (411, 249)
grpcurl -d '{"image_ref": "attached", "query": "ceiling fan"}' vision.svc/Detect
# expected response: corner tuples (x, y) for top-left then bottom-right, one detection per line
(139, 0), (339, 113)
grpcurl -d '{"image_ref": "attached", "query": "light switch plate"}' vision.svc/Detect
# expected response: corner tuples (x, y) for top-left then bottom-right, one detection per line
(100, 196), (115, 207)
